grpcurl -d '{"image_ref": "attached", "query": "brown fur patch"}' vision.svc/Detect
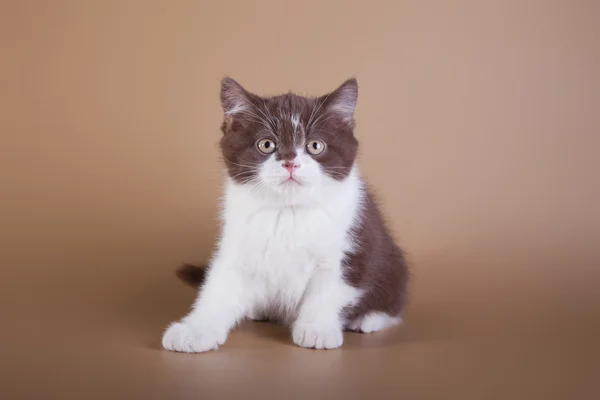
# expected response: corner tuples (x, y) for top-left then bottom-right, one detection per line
(176, 264), (207, 288)
(343, 189), (409, 320)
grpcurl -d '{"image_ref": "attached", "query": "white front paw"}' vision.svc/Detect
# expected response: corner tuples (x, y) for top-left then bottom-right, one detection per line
(292, 323), (343, 350)
(162, 322), (224, 353)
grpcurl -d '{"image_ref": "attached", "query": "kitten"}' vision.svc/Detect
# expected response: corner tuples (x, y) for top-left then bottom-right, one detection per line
(162, 78), (409, 352)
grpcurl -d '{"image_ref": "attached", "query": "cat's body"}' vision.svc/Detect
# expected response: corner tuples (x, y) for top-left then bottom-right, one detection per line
(162, 78), (408, 352)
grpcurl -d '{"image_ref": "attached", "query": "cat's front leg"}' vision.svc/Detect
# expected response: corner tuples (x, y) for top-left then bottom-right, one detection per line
(292, 266), (359, 350)
(162, 259), (247, 353)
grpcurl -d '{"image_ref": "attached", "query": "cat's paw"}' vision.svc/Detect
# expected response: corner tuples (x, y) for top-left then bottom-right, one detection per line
(292, 323), (343, 350)
(161, 322), (224, 353)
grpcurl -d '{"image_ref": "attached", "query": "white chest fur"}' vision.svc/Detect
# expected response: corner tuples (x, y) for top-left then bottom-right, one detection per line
(214, 168), (363, 322)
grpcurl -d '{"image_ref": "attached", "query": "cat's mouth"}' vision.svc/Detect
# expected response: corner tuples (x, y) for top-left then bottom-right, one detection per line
(282, 176), (301, 185)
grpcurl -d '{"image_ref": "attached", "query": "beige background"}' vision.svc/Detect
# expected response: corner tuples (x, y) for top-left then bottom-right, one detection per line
(1, 0), (599, 398)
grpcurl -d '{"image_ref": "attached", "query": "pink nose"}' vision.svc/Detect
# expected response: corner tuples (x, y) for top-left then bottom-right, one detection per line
(282, 161), (300, 174)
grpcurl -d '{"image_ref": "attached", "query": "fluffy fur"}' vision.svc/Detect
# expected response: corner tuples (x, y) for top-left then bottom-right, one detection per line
(162, 78), (408, 352)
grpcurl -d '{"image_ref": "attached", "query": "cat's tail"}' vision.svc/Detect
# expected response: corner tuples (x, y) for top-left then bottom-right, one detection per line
(175, 263), (208, 287)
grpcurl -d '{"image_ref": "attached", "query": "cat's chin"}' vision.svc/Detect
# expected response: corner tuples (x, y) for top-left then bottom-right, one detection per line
(264, 179), (318, 202)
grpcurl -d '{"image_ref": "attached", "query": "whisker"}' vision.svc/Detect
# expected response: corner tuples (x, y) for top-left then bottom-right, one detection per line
(245, 178), (266, 194)
(308, 91), (333, 130)
(222, 161), (260, 170)
(323, 166), (352, 169)
(310, 109), (338, 129)
(307, 96), (323, 129)
(235, 110), (273, 132)
(228, 171), (257, 181)
(251, 102), (277, 130)
(220, 156), (261, 169)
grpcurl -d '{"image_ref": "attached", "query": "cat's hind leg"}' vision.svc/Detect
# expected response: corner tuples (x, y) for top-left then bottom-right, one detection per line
(346, 311), (401, 333)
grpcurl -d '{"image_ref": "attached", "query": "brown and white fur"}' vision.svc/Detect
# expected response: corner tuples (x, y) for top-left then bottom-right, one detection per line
(162, 78), (409, 352)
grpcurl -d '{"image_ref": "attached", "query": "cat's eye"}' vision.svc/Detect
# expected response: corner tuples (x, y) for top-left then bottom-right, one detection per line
(306, 140), (326, 155)
(257, 139), (276, 154)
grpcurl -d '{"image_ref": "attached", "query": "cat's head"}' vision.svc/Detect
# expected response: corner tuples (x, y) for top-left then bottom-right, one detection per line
(219, 77), (359, 200)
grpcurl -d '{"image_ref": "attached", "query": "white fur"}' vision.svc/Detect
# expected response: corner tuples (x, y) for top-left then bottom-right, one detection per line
(290, 113), (300, 131)
(162, 148), (365, 353)
(223, 103), (247, 115)
(347, 311), (402, 333)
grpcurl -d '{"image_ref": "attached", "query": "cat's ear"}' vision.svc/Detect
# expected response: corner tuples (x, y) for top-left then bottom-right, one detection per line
(220, 77), (252, 115)
(324, 78), (358, 121)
